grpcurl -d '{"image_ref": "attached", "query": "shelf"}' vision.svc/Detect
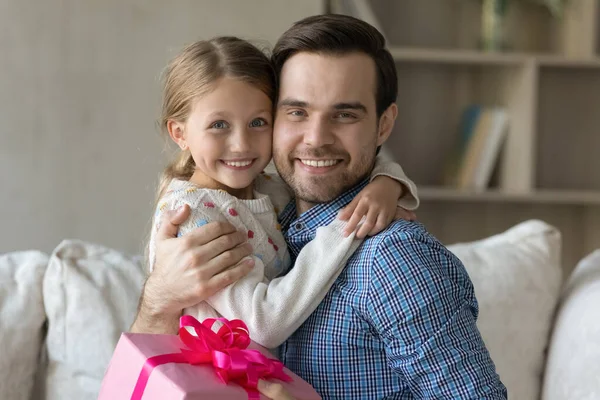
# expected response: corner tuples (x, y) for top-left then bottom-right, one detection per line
(335, 0), (600, 279)
(419, 187), (600, 206)
(389, 47), (600, 69)
(535, 55), (600, 68)
(389, 47), (527, 65)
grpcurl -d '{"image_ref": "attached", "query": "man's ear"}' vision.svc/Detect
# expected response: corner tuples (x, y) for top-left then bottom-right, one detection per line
(167, 120), (188, 150)
(376, 103), (398, 147)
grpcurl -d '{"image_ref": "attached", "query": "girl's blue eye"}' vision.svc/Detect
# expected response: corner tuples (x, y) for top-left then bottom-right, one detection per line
(210, 121), (229, 129)
(249, 118), (267, 128)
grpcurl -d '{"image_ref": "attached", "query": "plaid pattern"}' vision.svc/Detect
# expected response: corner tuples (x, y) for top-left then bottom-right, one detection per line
(279, 180), (507, 399)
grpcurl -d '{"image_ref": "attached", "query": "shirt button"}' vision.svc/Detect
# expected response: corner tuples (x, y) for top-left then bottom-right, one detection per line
(295, 222), (304, 230)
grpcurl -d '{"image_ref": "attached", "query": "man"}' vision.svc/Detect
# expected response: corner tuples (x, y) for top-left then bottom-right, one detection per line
(133, 14), (507, 399)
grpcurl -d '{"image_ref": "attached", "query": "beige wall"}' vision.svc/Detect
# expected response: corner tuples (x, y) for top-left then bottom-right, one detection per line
(0, 0), (324, 255)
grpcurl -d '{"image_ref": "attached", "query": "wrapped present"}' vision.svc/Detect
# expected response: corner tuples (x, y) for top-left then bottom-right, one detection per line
(99, 316), (321, 400)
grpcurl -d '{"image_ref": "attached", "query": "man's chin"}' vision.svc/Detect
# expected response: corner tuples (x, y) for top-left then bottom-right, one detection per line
(293, 181), (347, 204)
(277, 164), (363, 203)
(295, 192), (335, 205)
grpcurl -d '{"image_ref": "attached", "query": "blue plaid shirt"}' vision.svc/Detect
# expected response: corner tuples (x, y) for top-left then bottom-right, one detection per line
(279, 179), (507, 399)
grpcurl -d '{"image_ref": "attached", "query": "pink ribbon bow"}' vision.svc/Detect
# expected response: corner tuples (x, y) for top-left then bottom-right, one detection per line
(131, 316), (291, 400)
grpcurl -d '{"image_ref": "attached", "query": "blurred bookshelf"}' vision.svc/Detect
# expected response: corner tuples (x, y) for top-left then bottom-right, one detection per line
(332, 0), (600, 275)
(419, 187), (600, 205)
(390, 46), (600, 68)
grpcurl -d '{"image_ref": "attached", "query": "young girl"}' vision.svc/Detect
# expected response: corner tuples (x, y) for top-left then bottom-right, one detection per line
(148, 37), (419, 349)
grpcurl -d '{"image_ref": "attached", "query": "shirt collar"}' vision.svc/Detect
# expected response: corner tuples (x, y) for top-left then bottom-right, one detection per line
(280, 178), (370, 234)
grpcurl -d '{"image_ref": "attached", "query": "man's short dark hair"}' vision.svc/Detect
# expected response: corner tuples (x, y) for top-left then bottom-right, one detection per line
(272, 14), (398, 118)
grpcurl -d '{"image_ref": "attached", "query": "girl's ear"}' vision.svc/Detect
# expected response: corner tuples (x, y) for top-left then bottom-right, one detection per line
(167, 120), (188, 150)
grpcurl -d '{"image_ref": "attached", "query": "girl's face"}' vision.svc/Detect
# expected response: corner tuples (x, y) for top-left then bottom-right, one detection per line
(170, 77), (273, 196)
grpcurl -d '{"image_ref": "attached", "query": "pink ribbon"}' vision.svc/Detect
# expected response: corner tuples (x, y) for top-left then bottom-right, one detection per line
(131, 316), (291, 400)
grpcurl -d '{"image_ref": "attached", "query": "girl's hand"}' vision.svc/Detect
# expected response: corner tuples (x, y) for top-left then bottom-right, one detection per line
(338, 176), (416, 238)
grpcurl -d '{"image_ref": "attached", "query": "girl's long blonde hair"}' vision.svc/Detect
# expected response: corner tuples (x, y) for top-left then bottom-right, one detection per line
(146, 37), (275, 266)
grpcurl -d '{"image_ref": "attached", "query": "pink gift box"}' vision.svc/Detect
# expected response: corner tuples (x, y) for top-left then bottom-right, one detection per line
(99, 330), (321, 400)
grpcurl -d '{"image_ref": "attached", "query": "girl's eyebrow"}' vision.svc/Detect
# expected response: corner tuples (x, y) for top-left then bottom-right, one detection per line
(204, 110), (230, 120)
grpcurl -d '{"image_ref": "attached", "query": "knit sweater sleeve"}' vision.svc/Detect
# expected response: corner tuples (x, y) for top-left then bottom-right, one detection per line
(371, 155), (420, 210)
(202, 218), (362, 348)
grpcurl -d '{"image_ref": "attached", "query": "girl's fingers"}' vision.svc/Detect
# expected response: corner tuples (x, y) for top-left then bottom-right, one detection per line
(339, 197), (359, 221)
(356, 208), (378, 239)
(344, 201), (368, 237)
(370, 212), (390, 236)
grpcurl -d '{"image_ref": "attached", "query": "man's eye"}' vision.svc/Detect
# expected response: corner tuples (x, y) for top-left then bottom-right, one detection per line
(249, 118), (267, 128)
(337, 112), (354, 119)
(288, 110), (306, 117)
(210, 121), (229, 129)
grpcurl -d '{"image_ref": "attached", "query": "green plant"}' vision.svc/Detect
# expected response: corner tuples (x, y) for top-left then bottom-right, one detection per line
(478, 0), (568, 17)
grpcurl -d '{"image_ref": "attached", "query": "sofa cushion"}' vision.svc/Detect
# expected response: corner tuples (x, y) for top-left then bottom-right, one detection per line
(0, 251), (48, 400)
(447, 220), (563, 400)
(542, 249), (600, 400)
(43, 240), (145, 400)
(40, 221), (562, 400)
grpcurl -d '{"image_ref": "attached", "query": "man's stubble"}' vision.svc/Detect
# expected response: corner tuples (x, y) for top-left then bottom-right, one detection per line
(273, 135), (379, 206)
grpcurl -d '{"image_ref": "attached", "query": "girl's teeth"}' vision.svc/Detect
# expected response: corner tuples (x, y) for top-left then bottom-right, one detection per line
(301, 159), (338, 168)
(224, 160), (252, 167)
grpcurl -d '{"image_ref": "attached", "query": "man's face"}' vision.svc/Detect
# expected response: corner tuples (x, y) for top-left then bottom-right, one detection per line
(273, 52), (392, 205)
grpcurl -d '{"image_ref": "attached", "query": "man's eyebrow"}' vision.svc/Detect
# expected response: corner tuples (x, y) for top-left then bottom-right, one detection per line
(333, 102), (367, 113)
(278, 98), (308, 108)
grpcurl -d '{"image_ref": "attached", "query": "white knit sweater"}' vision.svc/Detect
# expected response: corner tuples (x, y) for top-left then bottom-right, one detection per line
(148, 158), (418, 348)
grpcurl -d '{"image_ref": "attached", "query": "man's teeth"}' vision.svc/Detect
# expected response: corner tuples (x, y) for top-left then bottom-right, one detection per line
(300, 159), (339, 168)
(224, 160), (252, 167)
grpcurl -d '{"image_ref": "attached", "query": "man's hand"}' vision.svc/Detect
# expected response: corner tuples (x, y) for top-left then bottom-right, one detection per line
(257, 380), (296, 400)
(130, 204), (255, 334)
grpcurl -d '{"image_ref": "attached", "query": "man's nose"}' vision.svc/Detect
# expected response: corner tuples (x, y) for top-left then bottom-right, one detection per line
(303, 118), (335, 147)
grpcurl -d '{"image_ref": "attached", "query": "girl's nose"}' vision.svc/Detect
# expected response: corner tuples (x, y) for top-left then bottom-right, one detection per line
(229, 127), (252, 153)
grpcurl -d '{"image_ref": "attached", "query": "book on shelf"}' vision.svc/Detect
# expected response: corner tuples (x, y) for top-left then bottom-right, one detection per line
(444, 105), (509, 191)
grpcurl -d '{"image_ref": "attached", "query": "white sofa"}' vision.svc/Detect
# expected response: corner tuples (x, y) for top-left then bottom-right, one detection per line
(1, 220), (598, 400)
